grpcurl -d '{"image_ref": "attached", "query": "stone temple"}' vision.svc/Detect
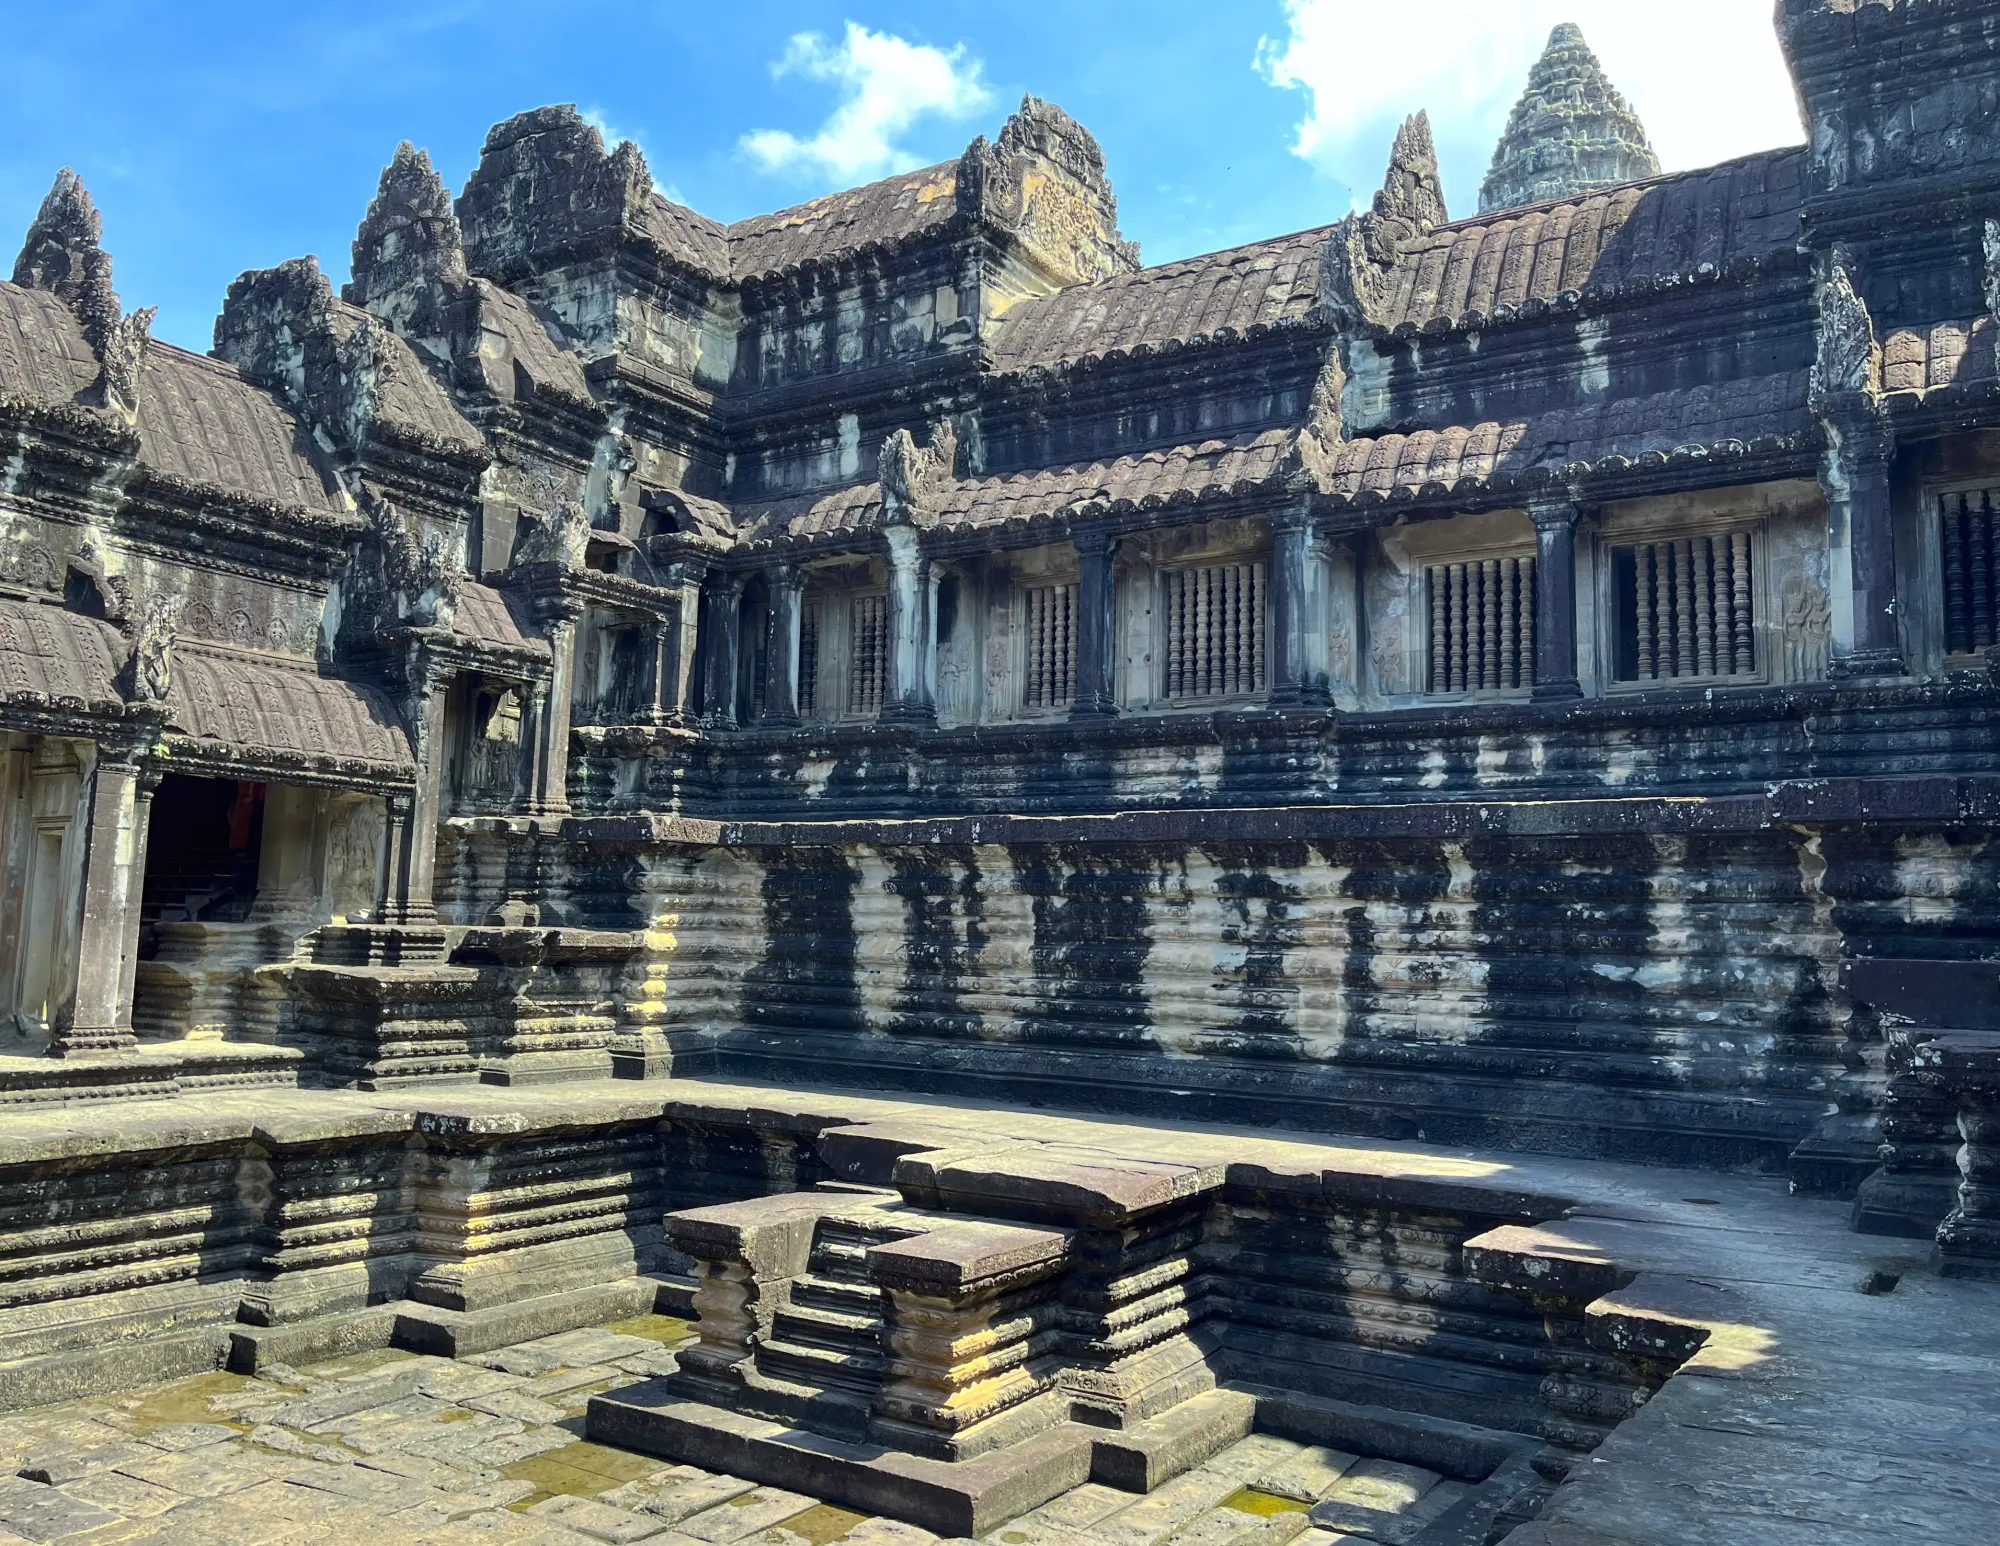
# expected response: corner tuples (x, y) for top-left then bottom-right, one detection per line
(0, 4), (1995, 1544)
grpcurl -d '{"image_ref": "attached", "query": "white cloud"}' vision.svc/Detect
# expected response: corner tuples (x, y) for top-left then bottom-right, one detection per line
(741, 21), (992, 184)
(1256, 2), (1805, 212)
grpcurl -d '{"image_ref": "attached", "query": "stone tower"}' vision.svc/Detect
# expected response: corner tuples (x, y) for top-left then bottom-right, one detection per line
(1478, 22), (1661, 214)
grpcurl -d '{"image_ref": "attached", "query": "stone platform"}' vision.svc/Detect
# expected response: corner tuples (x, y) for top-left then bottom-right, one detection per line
(0, 1079), (1991, 1543)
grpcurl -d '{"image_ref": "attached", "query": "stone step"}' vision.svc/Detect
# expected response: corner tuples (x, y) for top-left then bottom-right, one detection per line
(807, 1237), (879, 1285)
(787, 1273), (885, 1318)
(757, 1334), (887, 1391)
(773, 1302), (883, 1357)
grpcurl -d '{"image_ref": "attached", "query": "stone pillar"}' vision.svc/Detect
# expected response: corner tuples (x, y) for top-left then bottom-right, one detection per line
(1268, 506), (1328, 707)
(53, 753), (154, 1056)
(529, 612), (579, 815)
(1071, 527), (1121, 720)
(1824, 418), (1907, 678)
(664, 560), (707, 725)
(378, 667), (448, 927)
(1530, 498), (1584, 701)
(883, 526), (933, 723)
(702, 574), (746, 730)
(764, 565), (803, 727)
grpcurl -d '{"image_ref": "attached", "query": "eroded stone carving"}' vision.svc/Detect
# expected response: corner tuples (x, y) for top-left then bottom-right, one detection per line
(1784, 580), (1833, 681)
(123, 592), (181, 704)
(512, 500), (592, 570)
(369, 495), (462, 629)
(1811, 254), (1881, 410)
(12, 169), (154, 419)
(879, 421), (959, 526)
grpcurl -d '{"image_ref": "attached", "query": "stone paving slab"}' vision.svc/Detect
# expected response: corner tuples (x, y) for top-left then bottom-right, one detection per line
(2, 1080), (1997, 1543)
(0, 1322), (1463, 1546)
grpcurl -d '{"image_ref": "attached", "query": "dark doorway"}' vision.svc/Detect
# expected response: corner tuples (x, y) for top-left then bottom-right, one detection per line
(140, 776), (265, 948)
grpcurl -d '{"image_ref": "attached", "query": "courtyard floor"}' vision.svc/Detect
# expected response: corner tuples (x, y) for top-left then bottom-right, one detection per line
(0, 1317), (1457, 1546)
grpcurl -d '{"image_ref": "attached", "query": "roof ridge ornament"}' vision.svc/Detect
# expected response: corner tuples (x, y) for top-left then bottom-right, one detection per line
(1283, 346), (1349, 494)
(1376, 112), (1448, 236)
(1809, 248), (1881, 413)
(879, 420), (960, 527)
(12, 168), (153, 421)
(121, 591), (182, 706)
(346, 142), (470, 336)
(1313, 117), (1443, 334)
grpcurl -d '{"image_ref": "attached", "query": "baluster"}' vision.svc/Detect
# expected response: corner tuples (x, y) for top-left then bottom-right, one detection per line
(1064, 585), (1077, 702)
(1731, 533), (1754, 675)
(1211, 566), (1224, 697)
(1227, 565), (1243, 696)
(1449, 562), (1468, 693)
(1184, 568), (1200, 692)
(1694, 536), (1717, 677)
(1172, 570), (1186, 698)
(1968, 494), (1984, 652)
(1501, 557), (1518, 689)
(1635, 545), (1654, 681)
(1430, 567), (1448, 693)
(1047, 586), (1059, 705)
(1472, 556), (1488, 688)
(1651, 542), (1672, 680)
(1946, 496), (1969, 655)
(1671, 540), (1693, 677)
(1056, 588), (1072, 704)
(1028, 587), (1043, 706)
(1251, 563), (1266, 691)
(1520, 555), (1537, 686)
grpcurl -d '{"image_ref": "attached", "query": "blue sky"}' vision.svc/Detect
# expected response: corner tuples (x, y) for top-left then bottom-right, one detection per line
(0, 1), (1804, 352)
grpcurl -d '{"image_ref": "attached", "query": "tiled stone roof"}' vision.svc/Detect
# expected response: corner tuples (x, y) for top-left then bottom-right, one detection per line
(635, 192), (731, 279)
(725, 164), (961, 283)
(167, 644), (411, 775)
(0, 597), (126, 714)
(318, 303), (487, 464)
(1374, 150), (1805, 337)
(472, 280), (595, 410)
(0, 600), (414, 777)
(0, 280), (99, 401)
(989, 229), (1329, 374)
(1324, 372), (1814, 502)
(731, 431), (1293, 550)
(934, 431), (1293, 530)
(0, 282), (347, 514)
(136, 345), (344, 513)
(456, 582), (549, 658)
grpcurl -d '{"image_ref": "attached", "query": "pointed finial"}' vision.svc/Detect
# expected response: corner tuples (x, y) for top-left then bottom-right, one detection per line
(347, 141), (468, 320)
(13, 168), (119, 329)
(14, 168), (152, 418)
(1375, 112), (1448, 232)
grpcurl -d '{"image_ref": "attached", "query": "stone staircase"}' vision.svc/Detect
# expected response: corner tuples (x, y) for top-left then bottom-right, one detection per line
(759, 1216), (899, 1395)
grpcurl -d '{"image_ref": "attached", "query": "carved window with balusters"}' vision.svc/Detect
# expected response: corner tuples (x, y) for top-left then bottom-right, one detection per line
(798, 598), (824, 719)
(1422, 552), (1537, 696)
(1609, 529), (1760, 685)
(1020, 582), (1077, 712)
(846, 593), (887, 718)
(1161, 561), (1267, 702)
(1940, 487), (2000, 659)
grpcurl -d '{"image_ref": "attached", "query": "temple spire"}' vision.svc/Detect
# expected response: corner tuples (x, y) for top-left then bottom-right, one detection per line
(1478, 23), (1660, 214)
